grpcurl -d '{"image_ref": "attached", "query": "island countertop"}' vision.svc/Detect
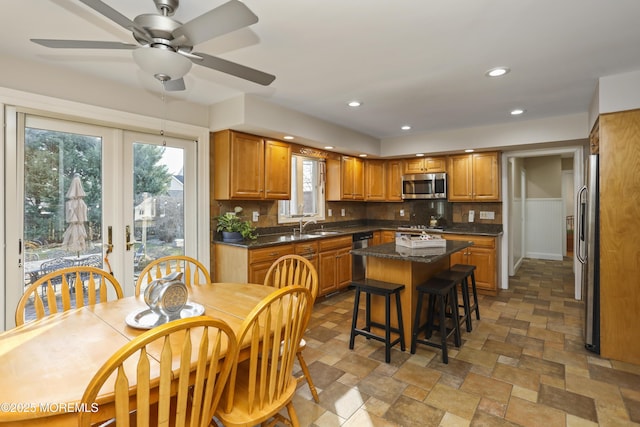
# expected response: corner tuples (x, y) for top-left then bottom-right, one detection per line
(351, 240), (473, 264)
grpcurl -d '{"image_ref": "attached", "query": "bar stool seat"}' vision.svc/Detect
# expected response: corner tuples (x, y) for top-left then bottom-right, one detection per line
(411, 276), (461, 364)
(349, 278), (405, 363)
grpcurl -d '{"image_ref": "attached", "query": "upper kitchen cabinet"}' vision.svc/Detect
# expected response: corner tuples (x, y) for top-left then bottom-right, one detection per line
(385, 159), (403, 201)
(403, 156), (447, 174)
(365, 159), (386, 201)
(327, 155), (365, 201)
(448, 151), (500, 201)
(212, 130), (291, 200)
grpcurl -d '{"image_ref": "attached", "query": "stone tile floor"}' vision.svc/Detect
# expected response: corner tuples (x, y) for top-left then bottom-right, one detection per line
(289, 258), (640, 426)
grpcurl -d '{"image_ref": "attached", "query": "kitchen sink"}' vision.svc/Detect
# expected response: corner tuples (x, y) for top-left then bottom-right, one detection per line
(308, 230), (342, 236)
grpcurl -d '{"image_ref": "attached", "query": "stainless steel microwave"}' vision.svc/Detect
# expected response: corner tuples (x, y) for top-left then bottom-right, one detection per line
(401, 173), (447, 199)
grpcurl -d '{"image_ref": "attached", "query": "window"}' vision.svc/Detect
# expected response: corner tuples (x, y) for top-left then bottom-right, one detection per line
(278, 154), (325, 223)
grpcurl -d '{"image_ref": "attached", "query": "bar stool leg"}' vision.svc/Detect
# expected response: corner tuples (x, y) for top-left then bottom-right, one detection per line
(411, 291), (424, 354)
(395, 290), (405, 351)
(459, 279), (472, 332)
(349, 288), (361, 349)
(384, 293), (392, 362)
(469, 273), (480, 320)
(449, 286), (462, 347)
(438, 292), (449, 363)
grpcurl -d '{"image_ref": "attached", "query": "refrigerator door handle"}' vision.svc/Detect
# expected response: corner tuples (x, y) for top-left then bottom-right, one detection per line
(576, 185), (587, 264)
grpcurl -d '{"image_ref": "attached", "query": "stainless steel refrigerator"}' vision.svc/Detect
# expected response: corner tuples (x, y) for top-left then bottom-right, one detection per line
(577, 152), (600, 354)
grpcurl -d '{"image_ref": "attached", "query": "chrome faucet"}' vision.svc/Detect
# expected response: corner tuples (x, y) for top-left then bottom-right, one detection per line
(300, 218), (317, 233)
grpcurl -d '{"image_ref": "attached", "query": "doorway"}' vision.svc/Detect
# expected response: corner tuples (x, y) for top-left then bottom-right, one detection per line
(501, 145), (585, 300)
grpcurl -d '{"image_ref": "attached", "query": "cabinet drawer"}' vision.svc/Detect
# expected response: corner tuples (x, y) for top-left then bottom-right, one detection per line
(249, 245), (294, 264)
(318, 236), (353, 252)
(443, 234), (495, 249)
(294, 241), (319, 261)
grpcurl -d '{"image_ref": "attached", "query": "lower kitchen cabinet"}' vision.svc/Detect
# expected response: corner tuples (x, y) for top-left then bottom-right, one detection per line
(442, 234), (499, 296)
(213, 243), (294, 284)
(318, 236), (352, 296)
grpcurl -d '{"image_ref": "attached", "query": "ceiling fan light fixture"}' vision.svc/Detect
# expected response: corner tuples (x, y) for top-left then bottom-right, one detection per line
(132, 47), (192, 81)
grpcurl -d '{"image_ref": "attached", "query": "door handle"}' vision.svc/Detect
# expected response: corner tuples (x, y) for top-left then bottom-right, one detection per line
(125, 225), (135, 251)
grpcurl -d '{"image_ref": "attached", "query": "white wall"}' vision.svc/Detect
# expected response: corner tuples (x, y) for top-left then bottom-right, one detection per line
(380, 113), (589, 157)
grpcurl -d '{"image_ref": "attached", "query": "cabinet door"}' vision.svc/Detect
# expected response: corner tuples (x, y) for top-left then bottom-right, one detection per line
(403, 158), (425, 174)
(468, 247), (496, 293)
(336, 247), (352, 289)
(425, 157), (446, 172)
(352, 157), (365, 200)
(365, 160), (386, 201)
(385, 160), (403, 201)
(472, 152), (500, 201)
(449, 249), (466, 267)
(230, 133), (264, 199)
(381, 230), (396, 243)
(249, 260), (274, 285)
(318, 249), (338, 295)
(341, 156), (365, 200)
(341, 156), (355, 198)
(448, 155), (472, 201)
(264, 140), (291, 199)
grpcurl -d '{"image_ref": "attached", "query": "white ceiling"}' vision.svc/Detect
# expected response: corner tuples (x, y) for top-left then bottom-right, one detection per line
(2, 0), (640, 140)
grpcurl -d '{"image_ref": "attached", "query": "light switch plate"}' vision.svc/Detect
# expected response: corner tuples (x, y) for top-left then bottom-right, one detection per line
(400, 209), (405, 217)
(252, 211), (259, 222)
(468, 210), (475, 222)
(341, 208), (346, 216)
(328, 208), (333, 217)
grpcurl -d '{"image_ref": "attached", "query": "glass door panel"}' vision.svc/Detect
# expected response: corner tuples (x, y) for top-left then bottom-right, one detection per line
(21, 116), (108, 321)
(124, 132), (194, 286)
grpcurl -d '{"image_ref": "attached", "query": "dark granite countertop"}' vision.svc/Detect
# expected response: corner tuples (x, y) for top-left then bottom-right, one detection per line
(351, 240), (473, 264)
(213, 223), (501, 249)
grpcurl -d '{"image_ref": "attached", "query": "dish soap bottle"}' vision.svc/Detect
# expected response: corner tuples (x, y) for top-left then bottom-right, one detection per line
(429, 216), (438, 227)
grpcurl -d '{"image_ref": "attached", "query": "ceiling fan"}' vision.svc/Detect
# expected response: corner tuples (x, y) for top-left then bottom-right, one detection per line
(31, 0), (276, 91)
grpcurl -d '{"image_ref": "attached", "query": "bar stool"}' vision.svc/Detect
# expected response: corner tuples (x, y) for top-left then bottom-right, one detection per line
(438, 264), (480, 332)
(411, 276), (461, 364)
(434, 269), (473, 332)
(349, 278), (405, 363)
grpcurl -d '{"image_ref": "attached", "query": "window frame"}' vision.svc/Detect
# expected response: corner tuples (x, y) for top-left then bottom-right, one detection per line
(278, 154), (326, 224)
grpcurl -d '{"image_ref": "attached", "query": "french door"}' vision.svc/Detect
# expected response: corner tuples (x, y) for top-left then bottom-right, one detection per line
(4, 110), (198, 328)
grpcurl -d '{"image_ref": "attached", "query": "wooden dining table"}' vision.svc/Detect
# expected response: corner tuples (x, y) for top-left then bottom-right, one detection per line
(0, 282), (276, 426)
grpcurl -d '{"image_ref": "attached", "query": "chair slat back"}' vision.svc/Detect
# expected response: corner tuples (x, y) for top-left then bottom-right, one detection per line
(222, 286), (312, 417)
(16, 266), (123, 326)
(264, 255), (318, 301)
(135, 255), (211, 296)
(79, 316), (237, 427)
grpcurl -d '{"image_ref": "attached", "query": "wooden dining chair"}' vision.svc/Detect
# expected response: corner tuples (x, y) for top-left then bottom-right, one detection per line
(216, 286), (312, 427)
(78, 316), (237, 427)
(263, 254), (320, 402)
(16, 265), (123, 326)
(135, 255), (211, 296)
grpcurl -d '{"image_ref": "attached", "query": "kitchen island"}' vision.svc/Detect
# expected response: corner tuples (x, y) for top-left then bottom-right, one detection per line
(350, 239), (473, 346)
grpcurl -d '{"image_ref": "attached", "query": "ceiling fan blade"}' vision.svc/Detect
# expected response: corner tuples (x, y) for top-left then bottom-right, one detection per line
(77, 0), (152, 41)
(191, 52), (275, 86)
(31, 39), (137, 49)
(173, 0), (259, 46)
(163, 78), (186, 91)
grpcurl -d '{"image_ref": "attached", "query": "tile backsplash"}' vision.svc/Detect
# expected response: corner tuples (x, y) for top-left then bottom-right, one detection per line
(213, 199), (502, 236)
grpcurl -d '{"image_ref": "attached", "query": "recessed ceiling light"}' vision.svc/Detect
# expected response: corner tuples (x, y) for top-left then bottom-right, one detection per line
(348, 100), (362, 107)
(324, 146), (334, 150)
(485, 67), (510, 77)
(401, 125), (412, 131)
(359, 154), (367, 157)
(510, 108), (525, 115)
(283, 135), (294, 140)
(415, 153), (424, 157)
(465, 149), (475, 153)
